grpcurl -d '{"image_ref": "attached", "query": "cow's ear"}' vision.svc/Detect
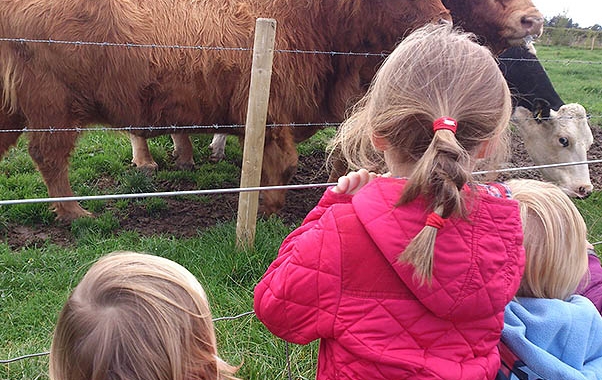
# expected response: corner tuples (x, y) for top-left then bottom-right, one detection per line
(532, 98), (551, 124)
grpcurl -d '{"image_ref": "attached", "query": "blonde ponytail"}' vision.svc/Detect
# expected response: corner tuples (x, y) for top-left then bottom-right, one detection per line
(399, 206), (445, 285)
(327, 24), (513, 285)
(398, 125), (472, 284)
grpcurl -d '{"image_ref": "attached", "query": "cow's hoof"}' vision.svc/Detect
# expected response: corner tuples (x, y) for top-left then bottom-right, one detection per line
(175, 161), (195, 171)
(53, 202), (94, 222)
(258, 202), (283, 217)
(131, 161), (159, 174)
(209, 152), (225, 162)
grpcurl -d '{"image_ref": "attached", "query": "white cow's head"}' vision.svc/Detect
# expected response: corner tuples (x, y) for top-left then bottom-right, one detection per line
(512, 101), (593, 198)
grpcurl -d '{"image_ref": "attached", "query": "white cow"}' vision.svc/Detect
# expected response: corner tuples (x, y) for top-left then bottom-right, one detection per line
(512, 103), (593, 198)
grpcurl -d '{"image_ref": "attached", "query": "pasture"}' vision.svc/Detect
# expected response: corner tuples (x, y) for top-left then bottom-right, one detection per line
(1, 45), (602, 379)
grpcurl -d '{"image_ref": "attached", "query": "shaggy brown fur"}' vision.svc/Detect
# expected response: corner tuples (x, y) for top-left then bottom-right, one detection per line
(0, 0), (541, 221)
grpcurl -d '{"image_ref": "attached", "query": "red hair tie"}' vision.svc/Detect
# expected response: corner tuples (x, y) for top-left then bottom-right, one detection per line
(432, 117), (457, 134)
(425, 212), (445, 229)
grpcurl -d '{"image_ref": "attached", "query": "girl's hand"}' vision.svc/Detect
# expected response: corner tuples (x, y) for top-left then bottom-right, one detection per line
(331, 169), (377, 195)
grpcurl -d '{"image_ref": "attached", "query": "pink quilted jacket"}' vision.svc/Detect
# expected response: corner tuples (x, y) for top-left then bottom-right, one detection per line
(254, 177), (525, 379)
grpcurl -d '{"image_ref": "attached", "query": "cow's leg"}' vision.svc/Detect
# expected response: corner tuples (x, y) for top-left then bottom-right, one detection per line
(327, 149), (349, 182)
(130, 133), (159, 172)
(208, 133), (227, 162)
(0, 112), (25, 158)
(257, 127), (298, 215)
(27, 129), (91, 221)
(0, 131), (22, 158)
(171, 133), (195, 170)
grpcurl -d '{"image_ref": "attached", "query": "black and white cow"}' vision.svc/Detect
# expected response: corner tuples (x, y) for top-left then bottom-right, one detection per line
(498, 45), (593, 198)
(498, 44), (564, 111)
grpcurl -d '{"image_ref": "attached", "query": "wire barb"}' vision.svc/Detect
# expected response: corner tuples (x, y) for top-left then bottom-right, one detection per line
(1, 37), (601, 64)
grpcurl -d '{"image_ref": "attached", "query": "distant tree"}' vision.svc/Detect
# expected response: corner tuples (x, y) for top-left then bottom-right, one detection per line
(547, 13), (574, 28)
(591, 24), (602, 31)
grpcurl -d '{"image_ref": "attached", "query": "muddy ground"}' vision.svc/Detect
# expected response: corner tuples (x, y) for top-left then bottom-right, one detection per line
(2, 127), (601, 250)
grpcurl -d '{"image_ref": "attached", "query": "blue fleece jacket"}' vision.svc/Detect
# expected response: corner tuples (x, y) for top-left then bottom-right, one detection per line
(503, 295), (602, 380)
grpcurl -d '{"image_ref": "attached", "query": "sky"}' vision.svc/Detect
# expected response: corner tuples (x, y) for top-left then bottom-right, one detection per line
(532, 0), (601, 28)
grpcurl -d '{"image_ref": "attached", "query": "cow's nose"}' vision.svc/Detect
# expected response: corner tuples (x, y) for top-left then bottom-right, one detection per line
(578, 185), (593, 199)
(521, 16), (544, 37)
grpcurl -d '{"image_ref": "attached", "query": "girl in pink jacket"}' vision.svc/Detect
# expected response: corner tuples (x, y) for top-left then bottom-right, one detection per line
(254, 24), (525, 380)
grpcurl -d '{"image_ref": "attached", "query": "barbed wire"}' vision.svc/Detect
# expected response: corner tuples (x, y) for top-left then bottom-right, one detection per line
(497, 56), (602, 65)
(1, 36), (602, 64)
(0, 36), (599, 137)
(0, 159), (600, 207)
(0, 310), (256, 364)
(274, 48), (386, 57)
(0, 122), (339, 134)
(0, 37), (252, 52)
(0, 114), (600, 135)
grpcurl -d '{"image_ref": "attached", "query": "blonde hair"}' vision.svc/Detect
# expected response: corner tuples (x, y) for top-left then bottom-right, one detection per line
(507, 179), (588, 300)
(49, 251), (239, 380)
(328, 24), (512, 283)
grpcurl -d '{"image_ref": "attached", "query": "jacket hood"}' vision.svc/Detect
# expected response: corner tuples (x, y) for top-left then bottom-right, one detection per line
(503, 296), (602, 379)
(352, 177), (524, 321)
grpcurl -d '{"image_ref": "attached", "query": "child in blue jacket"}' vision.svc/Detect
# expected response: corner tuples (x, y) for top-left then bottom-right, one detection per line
(498, 179), (602, 380)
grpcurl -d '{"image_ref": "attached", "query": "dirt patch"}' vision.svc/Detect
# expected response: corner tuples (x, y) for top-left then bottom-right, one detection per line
(2, 127), (601, 250)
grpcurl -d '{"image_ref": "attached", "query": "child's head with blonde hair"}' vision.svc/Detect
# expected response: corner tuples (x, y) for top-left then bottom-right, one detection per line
(507, 179), (588, 300)
(49, 251), (238, 380)
(329, 24), (512, 282)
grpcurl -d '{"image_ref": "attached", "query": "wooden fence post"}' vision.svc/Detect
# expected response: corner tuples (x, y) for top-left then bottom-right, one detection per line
(236, 18), (276, 249)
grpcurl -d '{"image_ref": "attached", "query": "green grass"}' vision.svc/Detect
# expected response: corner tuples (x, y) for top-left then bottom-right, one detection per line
(1, 45), (602, 379)
(536, 45), (602, 119)
(0, 131), (316, 379)
(0, 219), (318, 379)
(297, 128), (336, 156)
(575, 191), (602, 245)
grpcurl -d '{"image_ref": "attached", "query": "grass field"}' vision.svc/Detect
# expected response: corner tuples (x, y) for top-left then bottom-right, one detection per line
(1, 45), (601, 379)
(536, 45), (602, 118)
